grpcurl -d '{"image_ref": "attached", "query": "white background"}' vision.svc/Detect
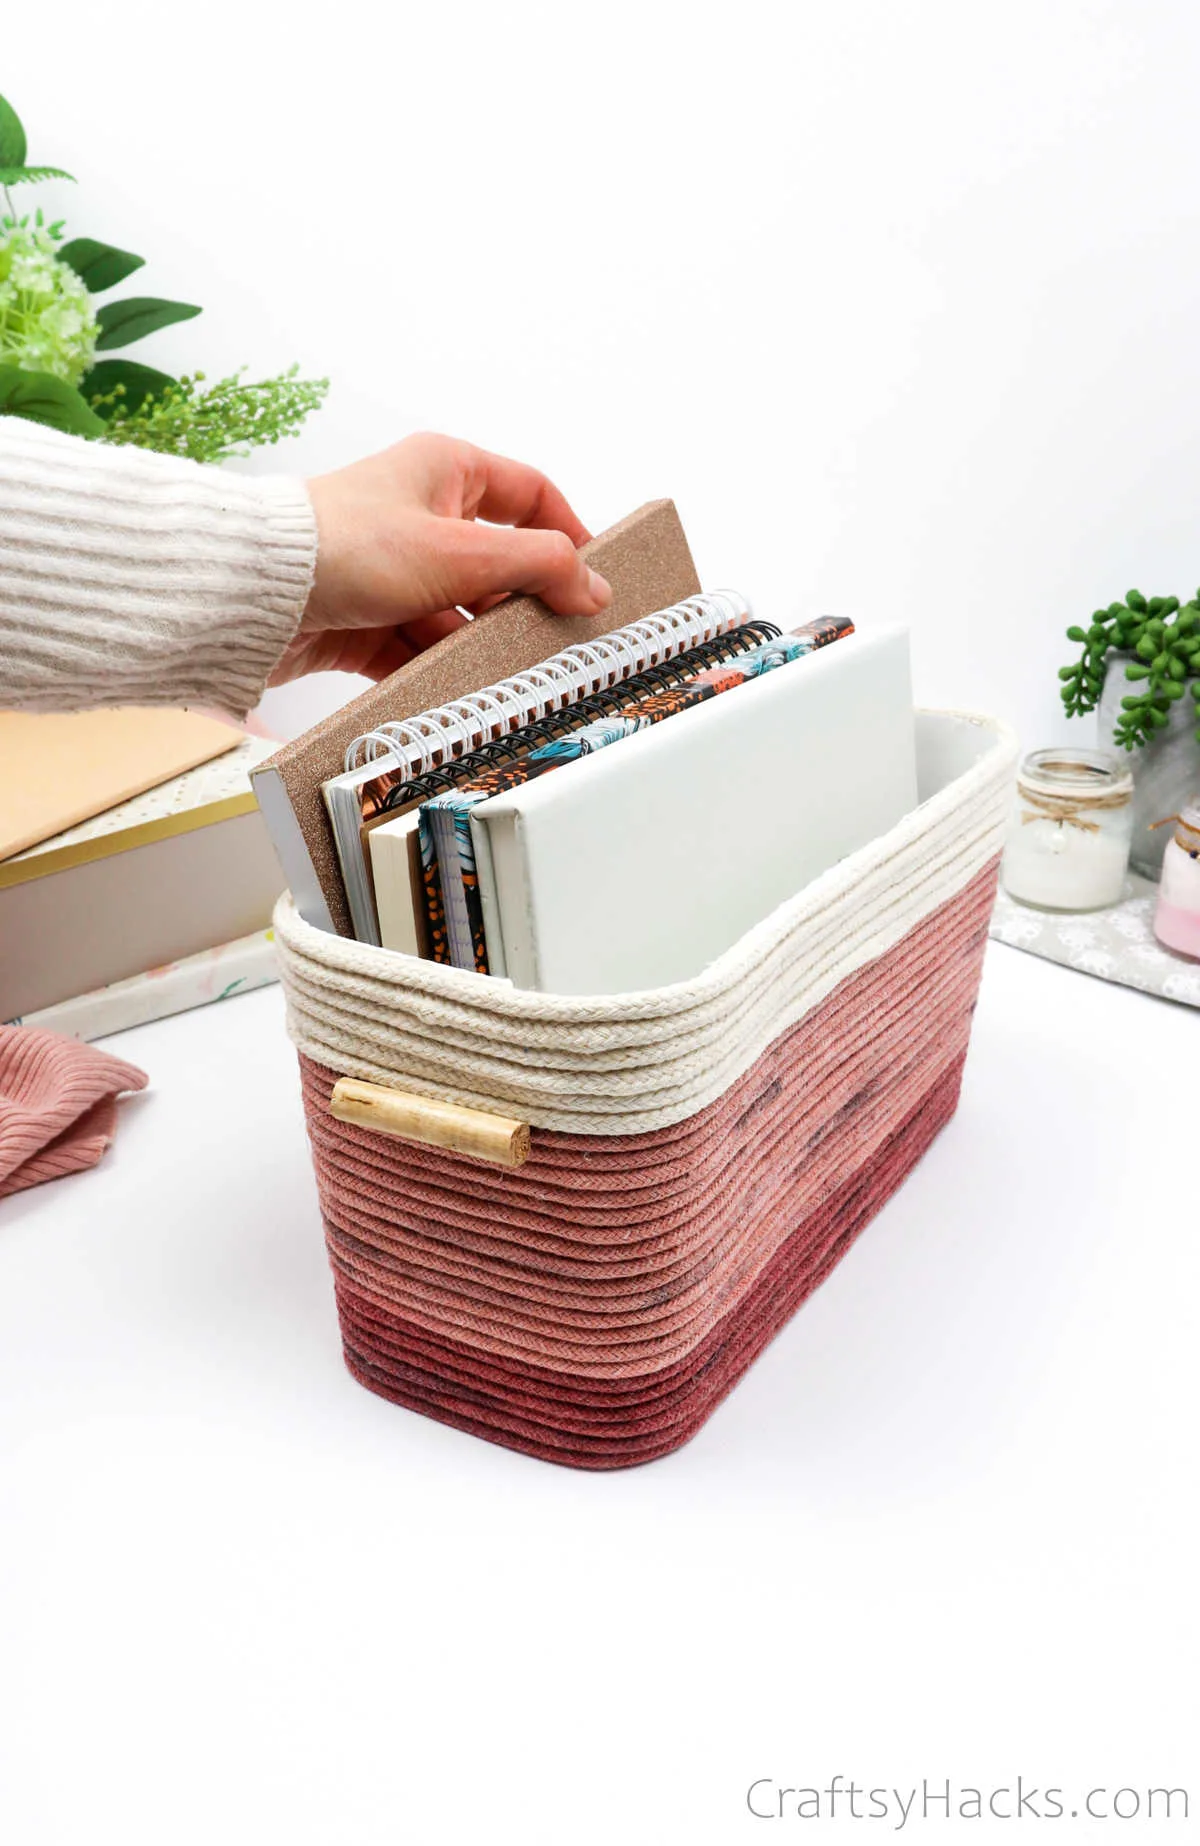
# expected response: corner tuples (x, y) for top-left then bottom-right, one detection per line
(13, 1), (1200, 744)
(3, 6), (1198, 1842)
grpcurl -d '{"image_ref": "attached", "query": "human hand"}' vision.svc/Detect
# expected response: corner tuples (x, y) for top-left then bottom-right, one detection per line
(271, 432), (612, 683)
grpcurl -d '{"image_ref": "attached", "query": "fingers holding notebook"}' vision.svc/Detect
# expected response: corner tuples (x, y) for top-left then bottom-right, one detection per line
(444, 519), (614, 620)
(274, 433), (611, 684)
(432, 441), (609, 617)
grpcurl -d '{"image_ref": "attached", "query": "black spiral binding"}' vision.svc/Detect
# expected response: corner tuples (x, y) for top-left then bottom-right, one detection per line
(379, 617), (781, 814)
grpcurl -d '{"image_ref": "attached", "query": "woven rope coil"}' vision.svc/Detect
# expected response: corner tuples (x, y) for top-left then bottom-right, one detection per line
(275, 710), (1017, 1134)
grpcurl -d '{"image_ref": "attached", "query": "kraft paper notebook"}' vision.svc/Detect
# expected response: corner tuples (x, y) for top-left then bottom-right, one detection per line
(252, 499), (701, 937)
(0, 707), (245, 861)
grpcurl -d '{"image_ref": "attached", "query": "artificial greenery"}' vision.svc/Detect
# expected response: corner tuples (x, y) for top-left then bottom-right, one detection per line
(0, 216), (97, 385)
(0, 360), (103, 435)
(94, 367), (329, 464)
(1059, 590), (1200, 749)
(0, 92), (72, 187)
(0, 90), (325, 458)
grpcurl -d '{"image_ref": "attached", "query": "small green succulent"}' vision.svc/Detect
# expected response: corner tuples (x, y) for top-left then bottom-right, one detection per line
(1059, 590), (1200, 749)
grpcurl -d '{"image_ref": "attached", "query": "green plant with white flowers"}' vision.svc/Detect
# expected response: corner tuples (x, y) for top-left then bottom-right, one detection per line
(0, 90), (326, 458)
(1059, 590), (1200, 749)
(0, 217), (97, 385)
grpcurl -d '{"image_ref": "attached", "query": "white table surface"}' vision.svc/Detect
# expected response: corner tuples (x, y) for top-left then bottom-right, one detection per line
(1, 942), (1195, 1846)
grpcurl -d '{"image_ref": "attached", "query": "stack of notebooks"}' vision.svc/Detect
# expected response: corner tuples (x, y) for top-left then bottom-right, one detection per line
(1, 708), (286, 1029)
(253, 501), (920, 994)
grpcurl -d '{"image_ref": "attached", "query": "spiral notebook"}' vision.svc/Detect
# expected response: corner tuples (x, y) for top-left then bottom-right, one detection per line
(368, 605), (784, 958)
(377, 614), (788, 963)
(418, 620), (855, 972)
(325, 591), (753, 944)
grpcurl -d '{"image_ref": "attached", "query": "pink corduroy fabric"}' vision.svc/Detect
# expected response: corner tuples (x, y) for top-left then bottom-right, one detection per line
(0, 1025), (147, 1199)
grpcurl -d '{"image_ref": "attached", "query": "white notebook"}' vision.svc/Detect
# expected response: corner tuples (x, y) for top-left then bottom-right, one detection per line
(467, 627), (918, 994)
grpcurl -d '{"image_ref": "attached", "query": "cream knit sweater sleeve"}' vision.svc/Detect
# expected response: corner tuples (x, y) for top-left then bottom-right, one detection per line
(0, 417), (318, 715)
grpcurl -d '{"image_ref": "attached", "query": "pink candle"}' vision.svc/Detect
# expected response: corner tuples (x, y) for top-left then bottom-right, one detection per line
(1153, 802), (1200, 960)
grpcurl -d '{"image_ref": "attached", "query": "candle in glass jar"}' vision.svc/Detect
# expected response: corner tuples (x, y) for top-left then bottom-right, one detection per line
(1001, 748), (1134, 912)
(1153, 802), (1200, 959)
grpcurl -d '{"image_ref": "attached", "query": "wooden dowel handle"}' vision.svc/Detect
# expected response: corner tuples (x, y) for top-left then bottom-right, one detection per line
(329, 1078), (530, 1169)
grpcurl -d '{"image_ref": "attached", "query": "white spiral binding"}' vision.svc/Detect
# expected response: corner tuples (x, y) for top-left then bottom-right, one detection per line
(343, 589), (751, 774)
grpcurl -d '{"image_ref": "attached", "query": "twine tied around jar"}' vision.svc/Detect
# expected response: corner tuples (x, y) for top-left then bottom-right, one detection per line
(1150, 811), (1200, 856)
(1018, 761), (1133, 834)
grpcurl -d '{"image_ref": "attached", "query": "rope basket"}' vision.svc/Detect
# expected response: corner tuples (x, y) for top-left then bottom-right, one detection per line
(276, 710), (1018, 1468)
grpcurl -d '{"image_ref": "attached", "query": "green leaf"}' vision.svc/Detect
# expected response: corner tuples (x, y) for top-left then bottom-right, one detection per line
(1124, 662), (1151, 680)
(0, 164), (75, 185)
(1066, 625), (1088, 643)
(1126, 588), (1147, 611)
(94, 296), (201, 350)
(0, 94), (26, 168)
(85, 357), (176, 418)
(0, 364), (105, 437)
(57, 238), (144, 293)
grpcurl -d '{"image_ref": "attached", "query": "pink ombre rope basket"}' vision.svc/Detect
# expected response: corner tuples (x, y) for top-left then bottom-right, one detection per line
(275, 711), (1017, 1468)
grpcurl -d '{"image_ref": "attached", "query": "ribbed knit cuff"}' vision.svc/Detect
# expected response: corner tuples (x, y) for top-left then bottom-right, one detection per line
(0, 419), (318, 716)
(208, 470), (319, 712)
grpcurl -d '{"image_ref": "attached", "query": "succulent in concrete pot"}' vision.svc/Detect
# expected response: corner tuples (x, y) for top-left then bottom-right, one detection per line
(1059, 591), (1200, 878)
